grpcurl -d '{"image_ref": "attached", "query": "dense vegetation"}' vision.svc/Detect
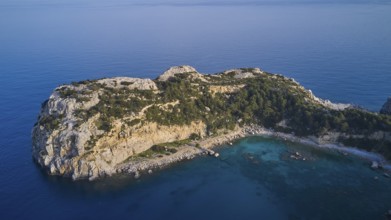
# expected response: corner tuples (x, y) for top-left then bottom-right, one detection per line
(148, 73), (391, 137)
(41, 70), (391, 159)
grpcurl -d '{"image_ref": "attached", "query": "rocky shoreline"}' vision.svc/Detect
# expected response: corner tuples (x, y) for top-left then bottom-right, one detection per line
(115, 127), (246, 180)
(114, 125), (390, 180)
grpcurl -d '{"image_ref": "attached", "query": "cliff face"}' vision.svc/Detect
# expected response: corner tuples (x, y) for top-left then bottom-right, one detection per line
(380, 97), (391, 115)
(32, 66), (391, 180)
(32, 72), (207, 180)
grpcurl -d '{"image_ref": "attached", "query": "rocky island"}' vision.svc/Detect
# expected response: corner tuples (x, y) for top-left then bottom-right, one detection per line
(32, 66), (391, 180)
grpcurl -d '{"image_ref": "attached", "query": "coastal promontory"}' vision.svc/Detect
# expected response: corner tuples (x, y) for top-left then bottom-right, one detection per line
(32, 66), (391, 180)
(381, 97), (391, 115)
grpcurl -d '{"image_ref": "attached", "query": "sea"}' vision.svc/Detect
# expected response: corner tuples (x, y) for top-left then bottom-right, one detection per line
(0, 1), (390, 219)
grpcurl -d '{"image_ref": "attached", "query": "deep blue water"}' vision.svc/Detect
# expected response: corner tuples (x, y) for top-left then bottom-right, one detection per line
(1, 2), (391, 220)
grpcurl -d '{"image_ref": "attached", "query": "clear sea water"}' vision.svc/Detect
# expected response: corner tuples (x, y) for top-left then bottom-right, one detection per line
(0, 1), (391, 219)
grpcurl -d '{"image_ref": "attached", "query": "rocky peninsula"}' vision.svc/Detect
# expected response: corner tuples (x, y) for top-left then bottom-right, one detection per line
(32, 66), (391, 180)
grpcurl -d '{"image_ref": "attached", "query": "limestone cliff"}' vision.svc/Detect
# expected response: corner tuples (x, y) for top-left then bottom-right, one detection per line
(32, 66), (391, 180)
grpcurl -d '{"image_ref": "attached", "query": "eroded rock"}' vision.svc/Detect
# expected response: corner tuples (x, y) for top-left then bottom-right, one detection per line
(380, 97), (391, 115)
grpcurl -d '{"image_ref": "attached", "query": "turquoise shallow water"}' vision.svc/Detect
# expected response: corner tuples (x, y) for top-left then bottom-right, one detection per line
(224, 137), (391, 219)
(1, 2), (391, 219)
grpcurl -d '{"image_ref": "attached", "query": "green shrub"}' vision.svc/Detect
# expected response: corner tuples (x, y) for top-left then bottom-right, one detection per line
(57, 87), (78, 99)
(38, 114), (63, 130)
(126, 119), (141, 127)
(95, 119), (112, 132)
(189, 133), (200, 140)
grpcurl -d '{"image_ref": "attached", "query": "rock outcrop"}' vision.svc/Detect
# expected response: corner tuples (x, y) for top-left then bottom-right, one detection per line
(380, 97), (391, 115)
(96, 77), (158, 90)
(222, 68), (265, 79)
(32, 65), (391, 180)
(157, 65), (201, 81)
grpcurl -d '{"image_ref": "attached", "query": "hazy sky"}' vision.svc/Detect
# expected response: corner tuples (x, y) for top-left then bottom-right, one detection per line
(1, 0), (390, 7)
